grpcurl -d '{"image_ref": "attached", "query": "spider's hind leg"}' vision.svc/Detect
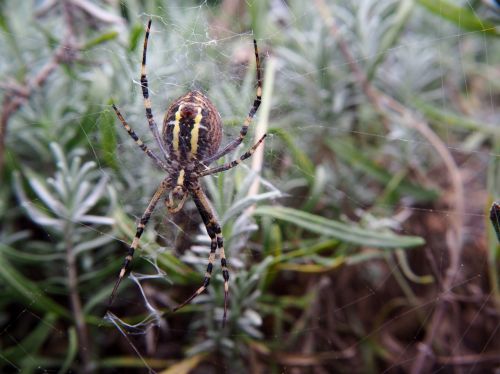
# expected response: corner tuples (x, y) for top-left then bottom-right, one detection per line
(172, 230), (216, 311)
(173, 186), (230, 326)
(108, 182), (168, 308)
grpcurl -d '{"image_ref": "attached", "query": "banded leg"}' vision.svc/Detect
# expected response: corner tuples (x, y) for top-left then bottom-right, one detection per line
(140, 19), (169, 158)
(108, 182), (168, 307)
(173, 186), (230, 326)
(202, 39), (262, 165)
(200, 134), (267, 177)
(112, 104), (168, 171)
(217, 232), (230, 326)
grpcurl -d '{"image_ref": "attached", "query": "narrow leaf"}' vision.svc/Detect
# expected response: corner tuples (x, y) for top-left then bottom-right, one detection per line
(99, 105), (118, 169)
(73, 176), (109, 218)
(24, 170), (66, 216)
(417, 0), (499, 37)
(254, 206), (424, 248)
(83, 31), (119, 50)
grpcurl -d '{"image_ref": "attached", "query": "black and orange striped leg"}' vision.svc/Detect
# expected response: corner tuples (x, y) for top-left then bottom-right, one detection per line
(172, 226), (216, 313)
(200, 134), (267, 177)
(173, 186), (230, 326)
(112, 104), (168, 171)
(140, 19), (169, 157)
(108, 182), (168, 308)
(217, 232), (230, 326)
(202, 39), (262, 165)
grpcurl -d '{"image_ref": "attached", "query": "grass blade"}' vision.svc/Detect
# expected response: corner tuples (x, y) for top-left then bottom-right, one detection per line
(254, 206), (424, 248)
(417, 0), (499, 36)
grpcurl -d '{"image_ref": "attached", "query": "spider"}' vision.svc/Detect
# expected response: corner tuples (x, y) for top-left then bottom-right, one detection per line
(108, 19), (264, 326)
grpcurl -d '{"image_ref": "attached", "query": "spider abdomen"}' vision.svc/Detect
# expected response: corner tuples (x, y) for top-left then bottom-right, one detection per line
(163, 90), (222, 163)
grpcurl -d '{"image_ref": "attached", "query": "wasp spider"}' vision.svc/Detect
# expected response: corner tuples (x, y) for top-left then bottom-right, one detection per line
(109, 19), (264, 326)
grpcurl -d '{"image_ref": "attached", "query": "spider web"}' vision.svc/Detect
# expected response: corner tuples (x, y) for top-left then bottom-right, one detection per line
(1, 0), (499, 373)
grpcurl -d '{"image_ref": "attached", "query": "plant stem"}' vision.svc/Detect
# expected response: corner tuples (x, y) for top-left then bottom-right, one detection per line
(64, 226), (93, 373)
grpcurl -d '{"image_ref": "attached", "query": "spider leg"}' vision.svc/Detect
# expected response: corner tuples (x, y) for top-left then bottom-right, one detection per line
(112, 104), (169, 171)
(201, 39), (262, 165)
(140, 19), (169, 158)
(108, 182), (168, 308)
(199, 134), (267, 177)
(173, 185), (230, 326)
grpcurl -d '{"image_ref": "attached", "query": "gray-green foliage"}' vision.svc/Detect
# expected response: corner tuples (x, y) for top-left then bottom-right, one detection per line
(14, 143), (116, 252)
(1, 0), (498, 372)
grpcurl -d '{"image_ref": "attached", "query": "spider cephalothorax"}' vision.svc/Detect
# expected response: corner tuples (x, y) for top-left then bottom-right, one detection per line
(108, 19), (265, 326)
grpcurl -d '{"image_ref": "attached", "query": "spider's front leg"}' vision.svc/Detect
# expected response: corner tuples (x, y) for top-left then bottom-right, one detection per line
(200, 39), (262, 165)
(173, 185), (230, 326)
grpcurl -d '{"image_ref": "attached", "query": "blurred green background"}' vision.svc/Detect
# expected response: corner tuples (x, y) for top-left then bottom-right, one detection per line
(1, 0), (499, 373)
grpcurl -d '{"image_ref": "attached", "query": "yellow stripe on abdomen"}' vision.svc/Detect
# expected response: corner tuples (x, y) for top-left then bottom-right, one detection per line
(190, 107), (203, 158)
(172, 105), (183, 154)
